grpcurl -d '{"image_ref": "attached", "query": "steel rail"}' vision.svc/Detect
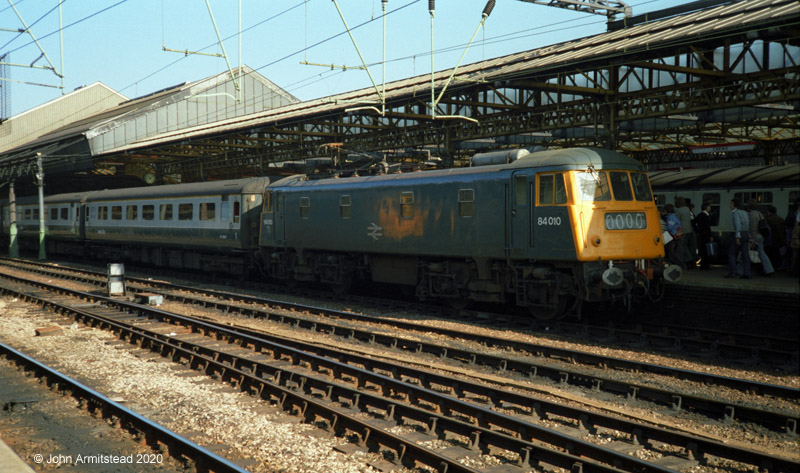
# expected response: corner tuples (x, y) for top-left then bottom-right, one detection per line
(2, 258), (795, 401)
(0, 263), (797, 433)
(2, 274), (800, 472)
(152, 304), (800, 472)
(0, 341), (250, 473)
(0, 280), (634, 473)
(3, 257), (796, 369)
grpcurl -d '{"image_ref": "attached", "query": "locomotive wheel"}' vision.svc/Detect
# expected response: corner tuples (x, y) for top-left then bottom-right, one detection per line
(529, 295), (574, 321)
(444, 297), (472, 310)
(329, 274), (353, 295)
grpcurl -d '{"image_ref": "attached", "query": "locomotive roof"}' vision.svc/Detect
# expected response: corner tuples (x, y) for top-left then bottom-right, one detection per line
(648, 165), (800, 190)
(273, 148), (644, 189)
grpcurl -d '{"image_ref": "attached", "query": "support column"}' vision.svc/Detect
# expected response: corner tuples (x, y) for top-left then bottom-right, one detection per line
(8, 181), (18, 258)
(37, 154), (46, 260)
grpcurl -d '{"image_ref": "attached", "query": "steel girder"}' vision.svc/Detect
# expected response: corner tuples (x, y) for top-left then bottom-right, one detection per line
(136, 19), (799, 175)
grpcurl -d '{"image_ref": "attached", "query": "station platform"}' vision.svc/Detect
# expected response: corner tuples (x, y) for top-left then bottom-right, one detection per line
(667, 264), (800, 296)
(0, 438), (36, 473)
(660, 263), (798, 337)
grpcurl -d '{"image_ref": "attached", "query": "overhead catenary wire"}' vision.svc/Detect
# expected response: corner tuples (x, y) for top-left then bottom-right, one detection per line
(4, 0), (748, 149)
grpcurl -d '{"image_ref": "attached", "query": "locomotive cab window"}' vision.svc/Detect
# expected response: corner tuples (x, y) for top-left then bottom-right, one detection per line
(458, 189), (475, 217)
(400, 192), (414, 219)
(609, 172), (633, 201)
(300, 197), (310, 219)
(576, 171), (611, 201)
(340, 195), (352, 219)
(538, 174), (567, 205)
(631, 173), (653, 201)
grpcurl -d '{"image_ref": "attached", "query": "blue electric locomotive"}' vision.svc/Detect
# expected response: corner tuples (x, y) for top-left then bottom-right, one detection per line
(259, 148), (673, 319)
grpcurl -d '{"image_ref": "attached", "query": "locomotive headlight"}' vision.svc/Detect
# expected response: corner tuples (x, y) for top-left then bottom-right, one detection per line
(605, 212), (646, 230)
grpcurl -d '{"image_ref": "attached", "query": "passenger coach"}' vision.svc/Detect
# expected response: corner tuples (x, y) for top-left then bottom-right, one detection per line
(1, 178), (269, 275)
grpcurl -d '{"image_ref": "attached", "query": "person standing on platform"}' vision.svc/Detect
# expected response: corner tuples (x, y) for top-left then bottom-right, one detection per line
(663, 204), (687, 270)
(747, 201), (775, 277)
(694, 201), (714, 270)
(791, 203), (800, 277)
(726, 198), (751, 279)
(675, 197), (696, 268)
(765, 205), (786, 272)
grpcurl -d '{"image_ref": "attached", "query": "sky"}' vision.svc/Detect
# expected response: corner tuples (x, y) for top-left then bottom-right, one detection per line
(2, 0), (692, 118)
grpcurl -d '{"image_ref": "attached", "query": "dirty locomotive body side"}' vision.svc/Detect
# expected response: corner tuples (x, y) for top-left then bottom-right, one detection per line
(259, 148), (668, 318)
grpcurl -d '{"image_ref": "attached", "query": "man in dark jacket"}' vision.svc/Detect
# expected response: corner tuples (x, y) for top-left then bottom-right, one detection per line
(765, 205), (786, 270)
(694, 201), (714, 270)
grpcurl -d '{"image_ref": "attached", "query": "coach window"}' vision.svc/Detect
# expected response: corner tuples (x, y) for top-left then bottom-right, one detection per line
(735, 191), (772, 208)
(200, 203), (215, 221)
(50, 208), (58, 220)
(33, 208), (39, 220)
(300, 197), (310, 219)
(143, 205), (155, 221)
(702, 193), (721, 226)
(178, 203), (193, 221)
(233, 201), (240, 223)
(401, 191), (414, 219)
(126, 205), (138, 221)
(112, 206), (122, 220)
(61, 208), (68, 220)
(340, 195), (352, 219)
(458, 189), (475, 217)
(160, 203), (173, 220)
(609, 172), (633, 201)
(790, 192), (799, 211)
(25, 209), (31, 220)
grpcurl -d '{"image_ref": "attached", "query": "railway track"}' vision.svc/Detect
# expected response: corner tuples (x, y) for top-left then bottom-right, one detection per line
(1, 259), (797, 402)
(0, 341), (250, 473)
(1, 267), (798, 472)
(2, 257), (796, 371)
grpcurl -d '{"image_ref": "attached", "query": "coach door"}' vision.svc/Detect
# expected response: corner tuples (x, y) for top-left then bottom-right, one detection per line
(507, 172), (532, 255)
